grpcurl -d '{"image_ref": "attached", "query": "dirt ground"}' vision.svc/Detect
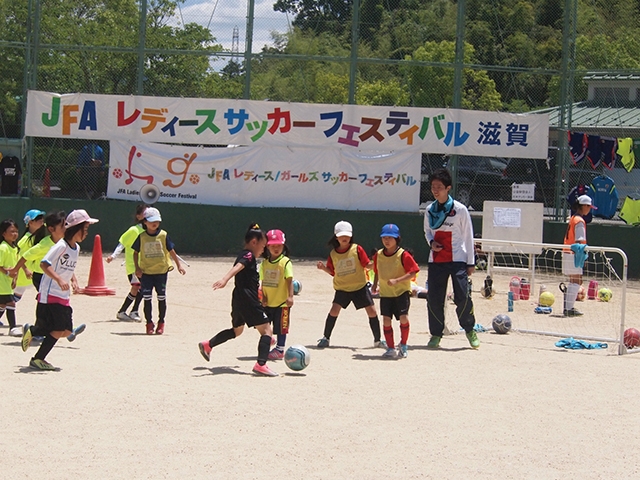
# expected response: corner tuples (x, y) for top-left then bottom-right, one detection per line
(2, 252), (640, 479)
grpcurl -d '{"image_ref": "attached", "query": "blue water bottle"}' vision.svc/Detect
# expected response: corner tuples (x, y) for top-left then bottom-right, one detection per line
(508, 291), (514, 312)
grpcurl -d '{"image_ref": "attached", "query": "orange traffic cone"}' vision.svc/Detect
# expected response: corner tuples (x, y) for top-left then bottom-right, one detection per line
(78, 234), (116, 296)
(43, 168), (51, 197)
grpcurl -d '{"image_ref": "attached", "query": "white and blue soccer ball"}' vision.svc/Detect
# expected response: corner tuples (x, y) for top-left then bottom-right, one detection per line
(492, 314), (512, 334)
(293, 279), (302, 295)
(284, 344), (310, 371)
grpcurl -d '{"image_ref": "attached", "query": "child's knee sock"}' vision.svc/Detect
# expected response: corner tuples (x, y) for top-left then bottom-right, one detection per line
(209, 328), (236, 348)
(567, 283), (580, 310)
(257, 334), (271, 366)
(158, 296), (166, 322)
(400, 321), (410, 345)
(34, 335), (58, 361)
(323, 314), (337, 339)
(383, 325), (395, 349)
(143, 297), (153, 322)
(368, 316), (381, 342)
(0, 306), (5, 320)
(119, 293), (135, 313)
(6, 306), (16, 329)
(132, 291), (143, 312)
(276, 334), (286, 351)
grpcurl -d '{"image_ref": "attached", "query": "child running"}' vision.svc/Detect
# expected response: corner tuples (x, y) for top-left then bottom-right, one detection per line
(562, 194), (593, 316)
(198, 223), (278, 377)
(259, 229), (294, 360)
(106, 204), (147, 321)
(0, 219), (22, 336)
(371, 224), (420, 358)
(316, 220), (385, 348)
(21, 209), (97, 370)
(132, 207), (185, 335)
(13, 209), (46, 305)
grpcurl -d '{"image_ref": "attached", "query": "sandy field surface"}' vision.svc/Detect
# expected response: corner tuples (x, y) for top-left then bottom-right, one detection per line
(2, 251), (640, 479)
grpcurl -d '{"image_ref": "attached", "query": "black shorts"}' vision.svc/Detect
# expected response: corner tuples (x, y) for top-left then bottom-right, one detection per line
(231, 299), (269, 328)
(333, 285), (374, 310)
(0, 294), (15, 304)
(35, 302), (73, 333)
(265, 306), (291, 335)
(127, 273), (141, 286)
(379, 291), (411, 320)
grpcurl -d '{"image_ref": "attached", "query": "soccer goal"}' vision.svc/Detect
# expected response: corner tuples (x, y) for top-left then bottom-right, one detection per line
(469, 238), (632, 355)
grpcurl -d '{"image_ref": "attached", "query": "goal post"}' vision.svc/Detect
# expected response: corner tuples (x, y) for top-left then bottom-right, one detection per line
(470, 238), (631, 355)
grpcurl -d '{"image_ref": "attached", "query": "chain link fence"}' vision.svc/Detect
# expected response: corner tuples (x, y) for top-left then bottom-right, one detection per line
(2, 0), (640, 215)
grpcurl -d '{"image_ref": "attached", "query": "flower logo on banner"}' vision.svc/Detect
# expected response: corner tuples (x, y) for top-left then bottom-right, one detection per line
(112, 168), (123, 179)
(189, 174), (199, 185)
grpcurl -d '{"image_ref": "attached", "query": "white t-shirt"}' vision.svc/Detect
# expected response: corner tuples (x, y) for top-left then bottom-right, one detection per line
(39, 239), (79, 305)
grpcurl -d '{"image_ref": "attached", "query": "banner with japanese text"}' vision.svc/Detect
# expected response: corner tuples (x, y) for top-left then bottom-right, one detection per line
(107, 141), (421, 212)
(26, 91), (549, 158)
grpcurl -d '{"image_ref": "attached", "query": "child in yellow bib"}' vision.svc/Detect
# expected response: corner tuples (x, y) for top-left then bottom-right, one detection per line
(371, 224), (420, 359)
(259, 229), (294, 360)
(0, 219), (21, 335)
(316, 221), (384, 348)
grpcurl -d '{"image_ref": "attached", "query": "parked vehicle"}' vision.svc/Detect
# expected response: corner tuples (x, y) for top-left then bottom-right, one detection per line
(420, 154), (510, 209)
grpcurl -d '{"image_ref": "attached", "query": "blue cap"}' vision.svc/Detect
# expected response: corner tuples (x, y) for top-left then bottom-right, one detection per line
(380, 223), (400, 238)
(24, 209), (46, 225)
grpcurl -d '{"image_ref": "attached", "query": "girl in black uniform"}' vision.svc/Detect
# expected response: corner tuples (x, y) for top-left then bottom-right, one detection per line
(198, 224), (278, 377)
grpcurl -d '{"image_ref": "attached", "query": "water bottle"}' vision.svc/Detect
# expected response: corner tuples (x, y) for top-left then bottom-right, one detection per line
(508, 291), (514, 312)
(509, 276), (521, 301)
(588, 280), (598, 300)
(520, 278), (530, 300)
(482, 275), (493, 298)
(534, 306), (552, 314)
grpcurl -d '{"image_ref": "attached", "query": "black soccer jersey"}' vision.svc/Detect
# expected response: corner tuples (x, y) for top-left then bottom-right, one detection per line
(0, 155), (22, 195)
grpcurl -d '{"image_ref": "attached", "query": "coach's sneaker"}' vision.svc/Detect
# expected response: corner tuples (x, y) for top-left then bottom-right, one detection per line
(198, 341), (212, 361)
(29, 358), (56, 371)
(155, 322), (165, 335)
(116, 311), (132, 321)
(21, 324), (32, 352)
(146, 322), (155, 335)
(382, 347), (398, 358)
(252, 362), (279, 377)
(128, 311), (141, 322)
(466, 330), (480, 349)
(563, 308), (584, 317)
(317, 336), (330, 348)
(374, 339), (388, 349)
(67, 324), (86, 342)
(426, 335), (442, 349)
(267, 348), (284, 360)
(398, 344), (408, 358)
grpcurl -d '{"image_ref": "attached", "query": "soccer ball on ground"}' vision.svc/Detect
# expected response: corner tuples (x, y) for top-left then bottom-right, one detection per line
(624, 328), (640, 348)
(284, 344), (310, 371)
(492, 314), (512, 334)
(598, 287), (613, 302)
(539, 291), (555, 307)
(576, 285), (586, 302)
(293, 279), (302, 295)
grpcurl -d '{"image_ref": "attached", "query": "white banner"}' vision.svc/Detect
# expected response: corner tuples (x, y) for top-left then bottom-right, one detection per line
(107, 141), (421, 212)
(26, 91), (549, 158)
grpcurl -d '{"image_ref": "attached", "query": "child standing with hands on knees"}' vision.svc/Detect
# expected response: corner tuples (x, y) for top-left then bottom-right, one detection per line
(371, 224), (420, 358)
(106, 204), (147, 321)
(259, 229), (294, 360)
(198, 224), (278, 376)
(21, 209), (97, 370)
(316, 220), (385, 349)
(132, 207), (185, 335)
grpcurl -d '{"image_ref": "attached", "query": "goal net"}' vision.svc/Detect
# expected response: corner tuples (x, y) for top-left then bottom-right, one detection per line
(442, 239), (631, 355)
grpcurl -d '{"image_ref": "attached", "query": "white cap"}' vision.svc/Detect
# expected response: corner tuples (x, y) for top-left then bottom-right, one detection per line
(577, 195), (596, 208)
(65, 209), (99, 228)
(144, 207), (162, 222)
(334, 220), (353, 237)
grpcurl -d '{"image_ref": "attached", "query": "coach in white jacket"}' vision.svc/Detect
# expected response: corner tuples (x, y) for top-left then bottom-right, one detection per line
(423, 168), (479, 349)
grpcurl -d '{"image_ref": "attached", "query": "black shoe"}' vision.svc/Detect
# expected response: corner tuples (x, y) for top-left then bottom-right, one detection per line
(563, 308), (583, 317)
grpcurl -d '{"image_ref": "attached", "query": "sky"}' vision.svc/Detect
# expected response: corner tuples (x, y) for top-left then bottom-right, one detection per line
(170, 0), (292, 71)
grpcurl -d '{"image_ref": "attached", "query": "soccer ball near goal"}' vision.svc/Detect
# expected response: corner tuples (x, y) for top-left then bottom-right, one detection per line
(492, 314), (512, 334)
(598, 287), (613, 302)
(576, 285), (586, 302)
(623, 328), (640, 349)
(539, 291), (555, 307)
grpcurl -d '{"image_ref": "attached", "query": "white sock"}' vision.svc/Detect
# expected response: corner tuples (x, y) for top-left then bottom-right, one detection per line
(566, 283), (580, 311)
